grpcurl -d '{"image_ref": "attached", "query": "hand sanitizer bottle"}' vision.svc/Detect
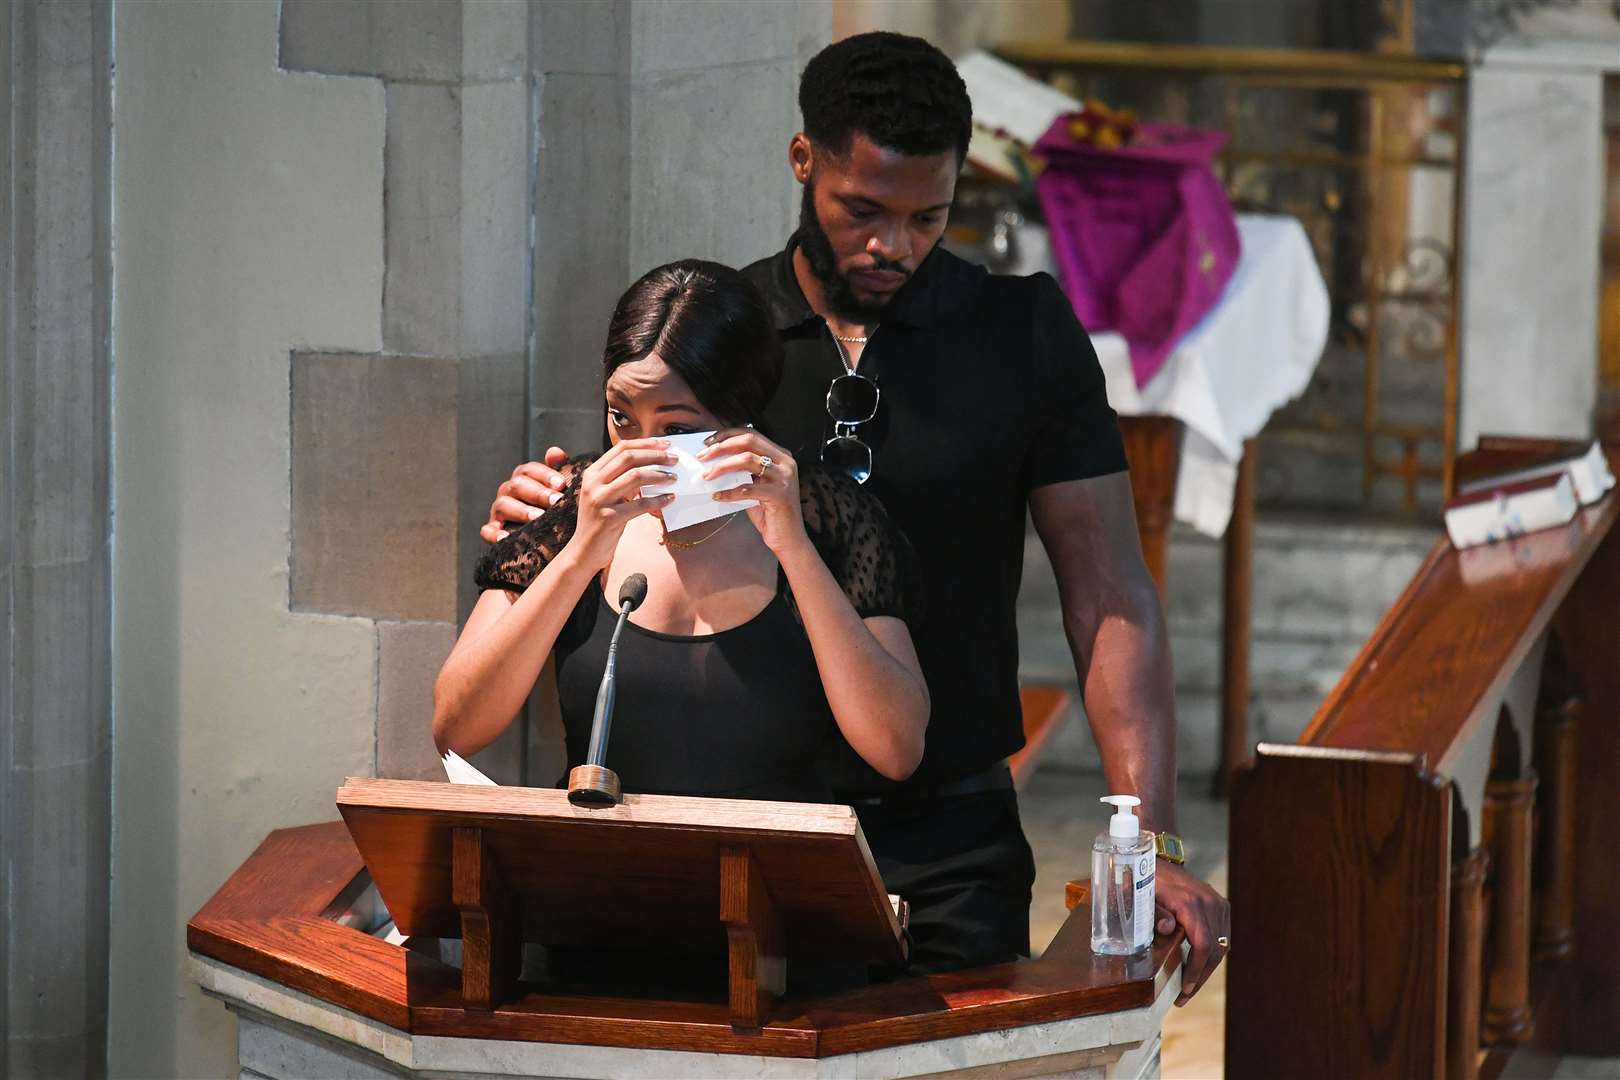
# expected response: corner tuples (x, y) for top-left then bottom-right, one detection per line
(1091, 795), (1156, 956)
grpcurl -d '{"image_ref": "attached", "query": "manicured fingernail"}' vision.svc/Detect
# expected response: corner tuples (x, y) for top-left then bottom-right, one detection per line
(703, 433), (720, 445)
(549, 491), (564, 506)
(527, 507), (545, 520)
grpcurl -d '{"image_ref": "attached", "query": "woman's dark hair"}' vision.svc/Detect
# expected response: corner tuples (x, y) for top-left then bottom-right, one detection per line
(799, 32), (972, 164)
(602, 260), (783, 432)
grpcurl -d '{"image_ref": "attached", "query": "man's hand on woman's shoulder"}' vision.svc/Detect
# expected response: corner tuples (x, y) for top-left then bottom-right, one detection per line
(481, 446), (572, 543)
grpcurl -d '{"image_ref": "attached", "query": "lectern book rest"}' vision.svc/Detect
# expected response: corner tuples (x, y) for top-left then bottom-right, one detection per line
(335, 777), (906, 1028)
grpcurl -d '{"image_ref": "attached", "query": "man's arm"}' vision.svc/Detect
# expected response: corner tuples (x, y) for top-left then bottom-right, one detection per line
(1028, 471), (1230, 1006)
(481, 446), (572, 543)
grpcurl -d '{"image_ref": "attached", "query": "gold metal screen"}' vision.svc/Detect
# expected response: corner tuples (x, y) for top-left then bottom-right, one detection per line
(998, 41), (1468, 514)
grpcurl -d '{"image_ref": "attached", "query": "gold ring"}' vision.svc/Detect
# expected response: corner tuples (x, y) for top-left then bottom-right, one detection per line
(1217, 936), (1230, 949)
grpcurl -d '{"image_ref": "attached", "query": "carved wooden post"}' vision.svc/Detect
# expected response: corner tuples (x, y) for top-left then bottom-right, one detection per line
(452, 826), (521, 1010)
(1534, 695), (1581, 961)
(1447, 847), (1489, 1080)
(719, 844), (785, 1031)
(1216, 438), (1256, 797)
(1117, 415), (1181, 597)
(1483, 771), (1537, 1045)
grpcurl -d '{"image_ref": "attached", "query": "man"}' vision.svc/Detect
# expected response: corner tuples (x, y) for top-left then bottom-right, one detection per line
(484, 32), (1229, 1002)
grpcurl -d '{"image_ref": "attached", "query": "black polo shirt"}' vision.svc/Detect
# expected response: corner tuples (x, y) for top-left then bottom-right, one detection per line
(743, 239), (1128, 796)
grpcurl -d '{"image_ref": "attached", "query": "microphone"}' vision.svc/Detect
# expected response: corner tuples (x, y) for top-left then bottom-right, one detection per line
(568, 573), (647, 807)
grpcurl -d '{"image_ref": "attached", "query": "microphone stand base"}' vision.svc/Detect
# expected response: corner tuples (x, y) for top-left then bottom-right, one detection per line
(567, 765), (621, 808)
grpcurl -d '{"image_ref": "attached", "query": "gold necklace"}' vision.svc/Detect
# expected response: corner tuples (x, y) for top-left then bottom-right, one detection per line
(659, 512), (737, 551)
(831, 331), (869, 344)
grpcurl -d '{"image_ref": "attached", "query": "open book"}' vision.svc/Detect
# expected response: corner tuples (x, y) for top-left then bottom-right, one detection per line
(1445, 440), (1614, 549)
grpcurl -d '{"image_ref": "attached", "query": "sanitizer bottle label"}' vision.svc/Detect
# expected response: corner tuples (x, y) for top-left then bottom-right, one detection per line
(1133, 851), (1155, 950)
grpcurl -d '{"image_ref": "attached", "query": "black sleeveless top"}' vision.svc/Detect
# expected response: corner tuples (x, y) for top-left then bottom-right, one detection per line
(474, 465), (922, 803)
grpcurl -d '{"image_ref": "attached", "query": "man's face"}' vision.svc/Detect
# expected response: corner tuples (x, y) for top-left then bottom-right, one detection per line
(793, 132), (958, 322)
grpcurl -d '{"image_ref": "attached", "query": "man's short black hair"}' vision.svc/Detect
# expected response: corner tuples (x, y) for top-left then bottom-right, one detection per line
(799, 31), (972, 164)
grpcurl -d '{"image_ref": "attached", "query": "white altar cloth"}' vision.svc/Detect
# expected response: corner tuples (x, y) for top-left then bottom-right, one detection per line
(1089, 214), (1330, 537)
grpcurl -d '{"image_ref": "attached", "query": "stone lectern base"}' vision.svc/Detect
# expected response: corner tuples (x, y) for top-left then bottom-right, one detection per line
(195, 953), (1171, 1080)
(188, 804), (1182, 1080)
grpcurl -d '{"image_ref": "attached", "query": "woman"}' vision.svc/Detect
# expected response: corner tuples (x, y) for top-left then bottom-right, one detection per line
(433, 260), (929, 802)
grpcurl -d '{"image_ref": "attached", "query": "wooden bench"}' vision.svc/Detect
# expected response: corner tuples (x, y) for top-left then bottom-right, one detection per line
(1010, 685), (1074, 789)
(1226, 438), (1620, 1078)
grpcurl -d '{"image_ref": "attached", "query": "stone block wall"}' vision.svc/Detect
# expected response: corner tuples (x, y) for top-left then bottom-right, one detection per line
(275, 1), (533, 787)
(94, 2), (830, 1076)
(2, 4), (113, 1075)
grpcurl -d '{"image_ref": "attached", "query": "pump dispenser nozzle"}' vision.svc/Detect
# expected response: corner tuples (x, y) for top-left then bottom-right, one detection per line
(1100, 794), (1142, 839)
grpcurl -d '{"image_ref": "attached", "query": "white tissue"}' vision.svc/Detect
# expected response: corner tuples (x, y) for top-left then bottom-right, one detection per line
(638, 430), (757, 531)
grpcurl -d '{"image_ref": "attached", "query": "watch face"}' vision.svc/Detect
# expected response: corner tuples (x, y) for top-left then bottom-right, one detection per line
(1158, 834), (1186, 863)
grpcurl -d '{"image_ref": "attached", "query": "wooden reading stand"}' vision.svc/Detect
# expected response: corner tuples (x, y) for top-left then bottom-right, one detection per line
(335, 777), (906, 1030)
(1226, 437), (1620, 1079)
(190, 778), (1184, 1077)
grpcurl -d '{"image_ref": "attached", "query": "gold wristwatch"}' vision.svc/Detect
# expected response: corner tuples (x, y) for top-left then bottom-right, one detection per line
(1155, 832), (1186, 865)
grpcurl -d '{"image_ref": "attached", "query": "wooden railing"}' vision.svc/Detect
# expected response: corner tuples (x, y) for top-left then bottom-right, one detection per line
(1226, 437), (1620, 1077)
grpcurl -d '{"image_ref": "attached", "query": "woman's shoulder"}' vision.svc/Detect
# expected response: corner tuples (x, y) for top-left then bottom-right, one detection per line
(795, 464), (921, 625)
(798, 463), (893, 536)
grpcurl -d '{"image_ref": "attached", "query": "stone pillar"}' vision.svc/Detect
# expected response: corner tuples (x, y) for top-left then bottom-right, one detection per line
(1455, 31), (1619, 447)
(524, 0), (829, 782)
(2, 1), (114, 1075)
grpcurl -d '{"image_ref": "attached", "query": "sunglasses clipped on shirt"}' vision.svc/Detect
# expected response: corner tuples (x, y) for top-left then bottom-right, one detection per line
(822, 370), (879, 484)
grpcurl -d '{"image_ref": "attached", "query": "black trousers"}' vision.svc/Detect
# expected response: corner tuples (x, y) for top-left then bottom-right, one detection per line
(854, 788), (1038, 975)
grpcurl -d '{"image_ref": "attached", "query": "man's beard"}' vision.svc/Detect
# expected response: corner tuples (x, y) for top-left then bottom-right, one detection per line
(796, 180), (908, 323)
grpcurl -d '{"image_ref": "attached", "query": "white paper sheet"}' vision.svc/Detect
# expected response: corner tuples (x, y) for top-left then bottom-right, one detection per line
(441, 749), (497, 786)
(638, 430), (757, 531)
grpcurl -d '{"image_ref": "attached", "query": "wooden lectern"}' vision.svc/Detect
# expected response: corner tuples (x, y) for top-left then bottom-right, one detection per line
(336, 778), (906, 1029)
(189, 777), (1183, 1078)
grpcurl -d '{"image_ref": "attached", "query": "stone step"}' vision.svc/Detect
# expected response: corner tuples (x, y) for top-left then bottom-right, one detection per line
(1016, 510), (1439, 776)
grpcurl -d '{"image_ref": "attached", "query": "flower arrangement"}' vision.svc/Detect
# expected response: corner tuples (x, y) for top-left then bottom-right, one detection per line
(1064, 99), (1139, 150)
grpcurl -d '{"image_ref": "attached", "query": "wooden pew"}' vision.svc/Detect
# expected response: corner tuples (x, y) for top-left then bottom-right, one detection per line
(1009, 685), (1074, 789)
(1226, 438), (1620, 1078)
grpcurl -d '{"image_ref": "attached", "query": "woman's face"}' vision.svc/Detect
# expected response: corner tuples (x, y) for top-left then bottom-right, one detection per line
(604, 353), (728, 444)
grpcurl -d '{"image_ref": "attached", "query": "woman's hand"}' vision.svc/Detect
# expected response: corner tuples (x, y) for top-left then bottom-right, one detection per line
(700, 428), (808, 557)
(564, 438), (678, 570)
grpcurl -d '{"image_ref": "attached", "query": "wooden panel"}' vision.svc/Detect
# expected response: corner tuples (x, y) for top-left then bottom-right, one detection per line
(1482, 774), (1536, 1045)
(1532, 690), (1578, 961)
(1216, 438), (1257, 796)
(408, 985), (821, 1057)
(720, 845), (786, 1030)
(1547, 526), (1620, 1052)
(1448, 848), (1489, 1080)
(1227, 747), (1451, 1079)
(1009, 686), (1072, 788)
(1117, 415), (1181, 596)
(452, 827), (520, 1010)
(336, 778), (904, 965)
(791, 930), (1183, 1057)
(1301, 447), (1620, 771)
(191, 819), (1186, 1058)
(186, 822), (423, 1029)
